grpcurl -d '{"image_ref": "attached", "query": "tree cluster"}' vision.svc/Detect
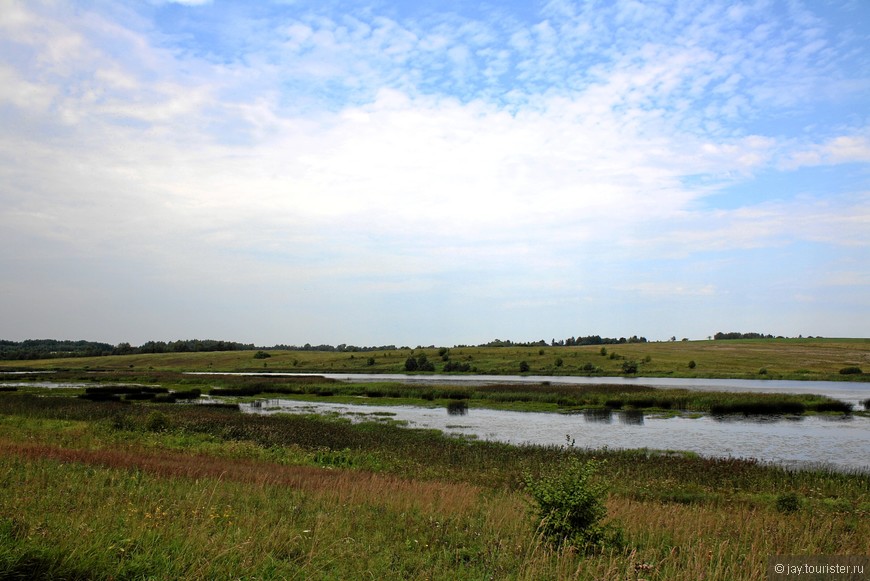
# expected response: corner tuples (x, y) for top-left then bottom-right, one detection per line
(551, 335), (647, 346)
(0, 339), (114, 360)
(713, 332), (775, 340)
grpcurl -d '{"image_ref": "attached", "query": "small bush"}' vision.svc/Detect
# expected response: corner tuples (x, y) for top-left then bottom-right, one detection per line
(555, 357), (563, 368)
(776, 493), (800, 514)
(621, 360), (638, 374)
(688, 360), (696, 369)
(253, 351), (271, 359)
(406, 354), (435, 372)
(839, 366), (862, 375)
(145, 410), (169, 432)
(443, 360), (471, 372)
(519, 361), (530, 373)
(523, 457), (612, 548)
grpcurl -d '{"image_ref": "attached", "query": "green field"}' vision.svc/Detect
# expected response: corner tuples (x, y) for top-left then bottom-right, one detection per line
(0, 392), (867, 580)
(3, 338), (869, 381)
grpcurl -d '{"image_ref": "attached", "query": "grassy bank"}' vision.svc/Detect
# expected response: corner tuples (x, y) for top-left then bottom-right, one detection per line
(2, 338), (869, 381)
(0, 392), (867, 580)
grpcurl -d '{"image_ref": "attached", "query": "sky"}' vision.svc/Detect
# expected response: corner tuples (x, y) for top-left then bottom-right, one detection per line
(1, 0), (869, 347)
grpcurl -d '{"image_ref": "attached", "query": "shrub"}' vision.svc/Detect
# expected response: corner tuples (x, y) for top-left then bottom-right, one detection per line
(145, 410), (169, 432)
(443, 360), (471, 372)
(523, 457), (611, 548)
(776, 493), (800, 514)
(621, 360), (638, 374)
(519, 361), (530, 373)
(406, 354), (435, 372)
(688, 360), (696, 369)
(253, 351), (271, 359)
(555, 357), (563, 368)
(839, 366), (863, 375)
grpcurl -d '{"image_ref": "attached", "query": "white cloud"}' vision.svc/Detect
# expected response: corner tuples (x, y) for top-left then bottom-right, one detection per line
(1, 0), (868, 343)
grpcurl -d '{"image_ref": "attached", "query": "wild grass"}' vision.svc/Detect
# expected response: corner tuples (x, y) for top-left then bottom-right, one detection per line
(0, 391), (867, 579)
(3, 338), (869, 382)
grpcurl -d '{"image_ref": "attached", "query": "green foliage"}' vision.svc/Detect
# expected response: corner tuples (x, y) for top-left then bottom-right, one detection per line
(523, 457), (611, 548)
(688, 360), (696, 369)
(554, 357), (563, 367)
(519, 361), (530, 373)
(253, 351), (271, 359)
(443, 360), (471, 372)
(839, 366), (862, 375)
(404, 354), (435, 372)
(621, 360), (638, 374)
(145, 410), (169, 432)
(775, 493), (801, 514)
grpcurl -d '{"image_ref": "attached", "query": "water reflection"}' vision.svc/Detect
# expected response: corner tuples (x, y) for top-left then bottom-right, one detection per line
(711, 414), (805, 424)
(618, 410), (645, 425)
(446, 401), (468, 416)
(236, 398), (870, 472)
(583, 409), (613, 423)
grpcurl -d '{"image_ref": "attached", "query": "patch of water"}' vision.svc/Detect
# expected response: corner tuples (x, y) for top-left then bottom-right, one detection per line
(240, 398), (870, 473)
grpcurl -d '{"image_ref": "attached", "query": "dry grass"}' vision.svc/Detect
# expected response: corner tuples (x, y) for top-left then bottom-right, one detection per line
(0, 439), (481, 517)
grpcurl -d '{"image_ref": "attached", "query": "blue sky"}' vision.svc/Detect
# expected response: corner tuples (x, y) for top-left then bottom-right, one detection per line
(1, 0), (868, 346)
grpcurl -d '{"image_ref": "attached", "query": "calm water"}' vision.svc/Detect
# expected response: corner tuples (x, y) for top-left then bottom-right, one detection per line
(188, 372), (870, 407)
(239, 398), (870, 473)
(6, 372), (869, 472)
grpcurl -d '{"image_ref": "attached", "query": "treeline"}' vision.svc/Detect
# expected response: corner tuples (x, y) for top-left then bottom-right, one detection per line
(0, 339), (400, 360)
(0, 339), (115, 360)
(713, 332), (775, 340)
(270, 343), (398, 353)
(0, 339), (260, 360)
(479, 335), (648, 348)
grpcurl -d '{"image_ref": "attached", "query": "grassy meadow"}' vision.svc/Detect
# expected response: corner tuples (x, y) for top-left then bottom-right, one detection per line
(0, 392), (867, 580)
(3, 337), (869, 381)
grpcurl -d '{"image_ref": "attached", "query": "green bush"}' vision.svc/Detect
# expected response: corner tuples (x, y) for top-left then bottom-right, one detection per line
(776, 493), (800, 514)
(519, 361), (530, 373)
(621, 360), (638, 374)
(839, 366), (862, 375)
(523, 458), (611, 548)
(688, 360), (696, 369)
(145, 410), (169, 432)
